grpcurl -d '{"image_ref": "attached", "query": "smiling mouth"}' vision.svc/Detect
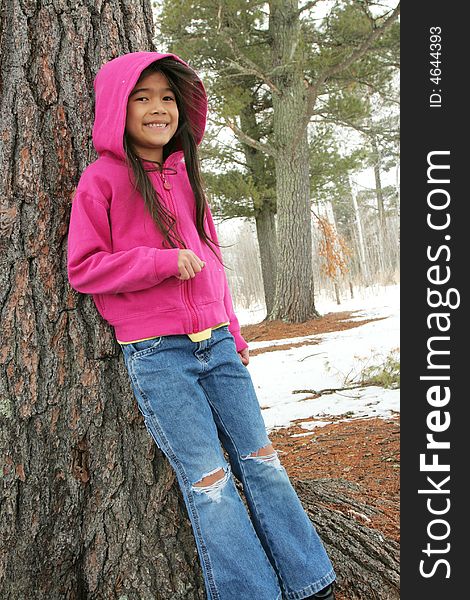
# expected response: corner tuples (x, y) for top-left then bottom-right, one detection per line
(145, 123), (169, 129)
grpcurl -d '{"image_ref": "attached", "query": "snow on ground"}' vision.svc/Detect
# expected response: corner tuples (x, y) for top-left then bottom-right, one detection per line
(242, 285), (400, 433)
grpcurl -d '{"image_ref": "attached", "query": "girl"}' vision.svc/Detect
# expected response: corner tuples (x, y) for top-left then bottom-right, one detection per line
(67, 51), (336, 600)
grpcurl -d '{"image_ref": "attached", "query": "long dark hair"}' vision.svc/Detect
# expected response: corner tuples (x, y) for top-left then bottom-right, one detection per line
(123, 57), (225, 266)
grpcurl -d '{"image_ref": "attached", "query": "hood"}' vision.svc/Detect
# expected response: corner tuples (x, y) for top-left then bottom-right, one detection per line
(92, 51), (207, 162)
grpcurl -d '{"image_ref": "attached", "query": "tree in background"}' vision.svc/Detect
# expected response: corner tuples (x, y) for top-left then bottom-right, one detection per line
(307, 113), (399, 290)
(159, 0), (400, 321)
(312, 8), (400, 285)
(201, 84), (279, 315)
(314, 211), (352, 304)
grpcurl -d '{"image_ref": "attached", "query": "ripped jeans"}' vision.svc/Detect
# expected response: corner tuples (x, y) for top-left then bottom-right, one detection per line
(120, 325), (335, 600)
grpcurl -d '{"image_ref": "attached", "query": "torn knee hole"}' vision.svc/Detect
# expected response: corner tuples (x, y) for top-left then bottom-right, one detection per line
(241, 443), (283, 469)
(193, 468), (226, 487)
(192, 465), (231, 502)
(249, 443), (275, 457)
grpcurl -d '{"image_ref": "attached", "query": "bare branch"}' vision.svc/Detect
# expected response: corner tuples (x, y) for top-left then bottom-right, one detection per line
(203, 122), (249, 169)
(226, 57), (279, 94)
(216, 5), (280, 94)
(318, 4), (400, 86)
(315, 111), (398, 140)
(354, 79), (400, 106)
(224, 118), (277, 158)
(297, 1), (322, 16)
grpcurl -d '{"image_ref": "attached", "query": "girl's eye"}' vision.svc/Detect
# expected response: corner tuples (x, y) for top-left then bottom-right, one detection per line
(134, 96), (174, 102)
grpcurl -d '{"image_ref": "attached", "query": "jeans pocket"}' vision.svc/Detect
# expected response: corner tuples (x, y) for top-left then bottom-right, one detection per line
(126, 336), (165, 359)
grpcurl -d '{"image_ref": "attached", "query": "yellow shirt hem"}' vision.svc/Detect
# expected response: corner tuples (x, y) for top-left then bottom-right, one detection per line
(117, 321), (230, 345)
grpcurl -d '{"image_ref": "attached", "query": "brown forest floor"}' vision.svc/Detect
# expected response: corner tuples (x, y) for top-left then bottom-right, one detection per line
(240, 311), (400, 598)
(270, 416), (400, 544)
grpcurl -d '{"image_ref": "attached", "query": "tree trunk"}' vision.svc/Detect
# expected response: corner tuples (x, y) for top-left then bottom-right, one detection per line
(255, 205), (278, 317)
(371, 136), (386, 234)
(268, 0), (319, 322)
(232, 473), (399, 599)
(0, 1), (205, 598)
(334, 282), (341, 305)
(370, 136), (399, 283)
(293, 478), (399, 599)
(349, 280), (354, 300)
(349, 176), (370, 285)
(239, 101), (278, 317)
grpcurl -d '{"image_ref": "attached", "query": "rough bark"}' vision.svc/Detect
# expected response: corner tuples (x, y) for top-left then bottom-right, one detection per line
(231, 472), (399, 600)
(292, 478), (400, 600)
(0, 1), (205, 598)
(268, 0), (319, 322)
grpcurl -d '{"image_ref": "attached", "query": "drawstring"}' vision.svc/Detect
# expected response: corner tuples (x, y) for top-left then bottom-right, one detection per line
(141, 158), (177, 190)
(159, 166), (177, 190)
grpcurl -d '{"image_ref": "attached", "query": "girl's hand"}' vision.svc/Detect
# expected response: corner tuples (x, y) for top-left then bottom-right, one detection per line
(238, 348), (249, 366)
(177, 249), (205, 280)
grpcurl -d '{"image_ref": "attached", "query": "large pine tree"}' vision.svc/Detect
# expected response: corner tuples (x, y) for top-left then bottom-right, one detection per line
(0, 1), (205, 597)
(159, 0), (400, 322)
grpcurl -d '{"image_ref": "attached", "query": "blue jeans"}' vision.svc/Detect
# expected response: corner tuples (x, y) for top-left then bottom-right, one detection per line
(120, 325), (335, 600)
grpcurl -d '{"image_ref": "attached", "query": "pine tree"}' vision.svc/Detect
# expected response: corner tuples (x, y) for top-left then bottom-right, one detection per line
(159, 0), (400, 321)
(0, 1), (205, 596)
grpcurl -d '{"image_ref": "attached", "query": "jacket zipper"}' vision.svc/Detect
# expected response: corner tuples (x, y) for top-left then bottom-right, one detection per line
(159, 168), (199, 333)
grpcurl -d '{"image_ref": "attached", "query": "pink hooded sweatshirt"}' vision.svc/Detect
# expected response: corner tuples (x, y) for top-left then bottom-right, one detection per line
(67, 51), (248, 352)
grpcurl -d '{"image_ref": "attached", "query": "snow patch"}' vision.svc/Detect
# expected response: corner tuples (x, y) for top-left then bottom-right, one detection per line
(244, 285), (400, 432)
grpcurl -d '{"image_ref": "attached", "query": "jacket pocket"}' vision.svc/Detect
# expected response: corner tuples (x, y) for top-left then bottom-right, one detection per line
(192, 254), (225, 304)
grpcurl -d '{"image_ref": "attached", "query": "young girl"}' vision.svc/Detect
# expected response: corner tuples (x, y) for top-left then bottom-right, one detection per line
(67, 51), (336, 600)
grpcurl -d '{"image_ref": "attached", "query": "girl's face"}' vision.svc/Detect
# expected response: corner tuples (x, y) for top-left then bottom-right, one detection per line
(125, 71), (179, 164)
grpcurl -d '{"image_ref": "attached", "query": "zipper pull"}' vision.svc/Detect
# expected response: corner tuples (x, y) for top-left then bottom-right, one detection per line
(160, 170), (172, 190)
